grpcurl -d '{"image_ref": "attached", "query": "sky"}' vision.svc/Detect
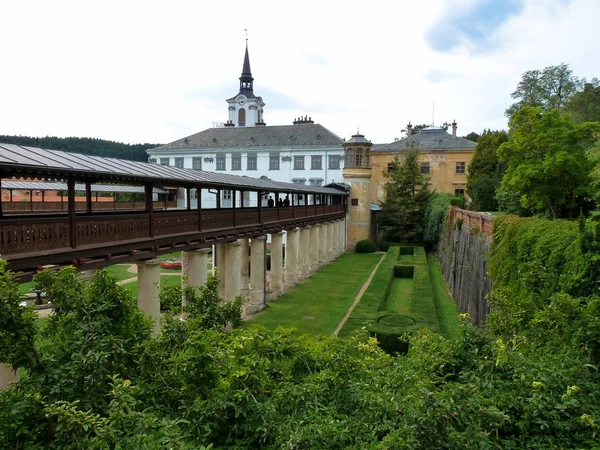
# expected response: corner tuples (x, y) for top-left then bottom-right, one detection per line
(1, 0), (599, 145)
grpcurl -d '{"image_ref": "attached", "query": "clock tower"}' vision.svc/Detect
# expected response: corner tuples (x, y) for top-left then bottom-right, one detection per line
(225, 41), (266, 127)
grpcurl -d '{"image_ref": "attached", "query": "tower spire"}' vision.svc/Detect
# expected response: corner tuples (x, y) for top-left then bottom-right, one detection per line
(239, 31), (253, 92)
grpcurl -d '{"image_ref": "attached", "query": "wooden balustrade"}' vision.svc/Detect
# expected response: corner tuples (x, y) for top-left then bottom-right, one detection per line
(77, 213), (150, 245)
(0, 204), (346, 258)
(0, 216), (70, 255)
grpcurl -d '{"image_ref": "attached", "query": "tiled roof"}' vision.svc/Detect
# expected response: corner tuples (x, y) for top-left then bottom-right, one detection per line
(150, 123), (344, 151)
(0, 143), (347, 196)
(372, 128), (477, 152)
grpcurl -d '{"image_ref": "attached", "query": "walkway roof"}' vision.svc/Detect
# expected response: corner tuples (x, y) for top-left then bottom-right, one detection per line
(0, 180), (168, 194)
(0, 143), (347, 196)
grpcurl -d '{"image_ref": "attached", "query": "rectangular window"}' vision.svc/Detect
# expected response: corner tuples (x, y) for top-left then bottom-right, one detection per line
(351, 198), (359, 206)
(160, 158), (170, 166)
(329, 155), (340, 169)
(191, 189), (198, 200)
(192, 157), (202, 170)
(293, 156), (305, 170)
(148, 158), (156, 164)
(455, 189), (465, 196)
(421, 162), (430, 174)
(216, 155), (226, 171)
(269, 152), (280, 170)
(222, 190), (232, 200)
(232, 154), (242, 170)
(247, 152), (257, 170)
(456, 162), (466, 174)
(174, 157), (184, 169)
(311, 155), (322, 170)
(309, 178), (323, 186)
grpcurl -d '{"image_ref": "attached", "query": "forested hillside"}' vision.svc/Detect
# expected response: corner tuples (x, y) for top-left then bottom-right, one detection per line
(0, 135), (162, 162)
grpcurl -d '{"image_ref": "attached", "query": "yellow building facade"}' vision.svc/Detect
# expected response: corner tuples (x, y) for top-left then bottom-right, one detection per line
(370, 125), (476, 203)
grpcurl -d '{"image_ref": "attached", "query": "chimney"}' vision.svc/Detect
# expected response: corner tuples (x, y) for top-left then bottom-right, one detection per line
(407, 122), (413, 137)
(452, 120), (457, 137)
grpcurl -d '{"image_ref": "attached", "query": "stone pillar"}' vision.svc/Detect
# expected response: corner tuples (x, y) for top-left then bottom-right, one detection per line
(182, 249), (210, 289)
(136, 260), (161, 335)
(215, 243), (227, 299)
(327, 222), (334, 262)
(299, 226), (311, 280)
(285, 228), (299, 288)
(249, 236), (266, 314)
(0, 364), (19, 390)
(319, 223), (327, 266)
(309, 224), (320, 273)
(240, 238), (250, 295)
(224, 240), (242, 301)
(270, 232), (284, 297)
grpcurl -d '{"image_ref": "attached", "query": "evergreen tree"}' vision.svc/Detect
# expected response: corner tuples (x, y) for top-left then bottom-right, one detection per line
(378, 145), (431, 241)
(466, 130), (508, 211)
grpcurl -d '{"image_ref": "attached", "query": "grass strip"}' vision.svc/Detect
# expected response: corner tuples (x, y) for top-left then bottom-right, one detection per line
(427, 254), (460, 338)
(245, 253), (381, 336)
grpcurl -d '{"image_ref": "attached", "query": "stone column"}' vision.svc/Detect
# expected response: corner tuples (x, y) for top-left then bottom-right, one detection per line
(270, 232), (284, 297)
(319, 223), (327, 266)
(309, 224), (320, 273)
(326, 222), (333, 261)
(224, 240), (242, 301)
(249, 236), (266, 314)
(299, 226), (311, 280)
(339, 220), (346, 255)
(240, 238), (250, 295)
(136, 260), (161, 335)
(215, 243), (227, 299)
(182, 249), (210, 289)
(285, 228), (299, 288)
(0, 364), (19, 390)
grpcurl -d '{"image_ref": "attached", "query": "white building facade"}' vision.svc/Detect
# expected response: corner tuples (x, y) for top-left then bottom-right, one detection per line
(147, 43), (346, 209)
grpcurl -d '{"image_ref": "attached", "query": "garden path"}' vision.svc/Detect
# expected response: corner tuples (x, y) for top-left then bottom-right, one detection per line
(333, 253), (386, 336)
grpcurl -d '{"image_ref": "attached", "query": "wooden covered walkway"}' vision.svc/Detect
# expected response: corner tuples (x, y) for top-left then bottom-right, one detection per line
(0, 143), (348, 279)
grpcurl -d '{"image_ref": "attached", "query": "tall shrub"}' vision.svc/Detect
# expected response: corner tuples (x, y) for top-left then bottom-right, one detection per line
(422, 193), (453, 250)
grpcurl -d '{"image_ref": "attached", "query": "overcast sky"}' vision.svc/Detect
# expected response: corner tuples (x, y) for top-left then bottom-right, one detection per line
(2, 0), (599, 145)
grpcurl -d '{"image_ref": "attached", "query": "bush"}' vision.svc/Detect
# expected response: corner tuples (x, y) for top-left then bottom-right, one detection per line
(422, 193), (453, 251)
(450, 196), (465, 208)
(355, 239), (376, 253)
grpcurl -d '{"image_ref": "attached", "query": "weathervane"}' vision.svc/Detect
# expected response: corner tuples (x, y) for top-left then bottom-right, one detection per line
(244, 28), (248, 44)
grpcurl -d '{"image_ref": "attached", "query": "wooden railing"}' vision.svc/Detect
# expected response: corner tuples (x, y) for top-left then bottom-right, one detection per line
(0, 204), (345, 258)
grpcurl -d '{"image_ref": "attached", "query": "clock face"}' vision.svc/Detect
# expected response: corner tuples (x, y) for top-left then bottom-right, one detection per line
(239, 99), (245, 105)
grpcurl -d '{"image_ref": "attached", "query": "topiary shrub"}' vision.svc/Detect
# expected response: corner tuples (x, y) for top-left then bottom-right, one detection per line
(355, 239), (376, 253)
(450, 196), (465, 208)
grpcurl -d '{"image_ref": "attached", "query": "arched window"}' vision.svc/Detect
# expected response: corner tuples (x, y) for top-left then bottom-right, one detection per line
(238, 108), (246, 126)
(345, 149), (355, 168)
(355, 148), (363, 168)
(363, 149), (370, 168)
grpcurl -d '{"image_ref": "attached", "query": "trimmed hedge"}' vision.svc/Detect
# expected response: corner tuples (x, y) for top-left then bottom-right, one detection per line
(378, 241), (393, 252)
(399, 246), (414, 255)
(355, 239), (377, 253)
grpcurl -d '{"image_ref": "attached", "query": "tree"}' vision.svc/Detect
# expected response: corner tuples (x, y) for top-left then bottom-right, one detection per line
(498, 106), (600, 219)
(378, 145), (431, 241)
(463, 131), (480, 143)
(466, 130), (508, 211)
(505, 63), (582, 117)
(565, 80), (600, 124)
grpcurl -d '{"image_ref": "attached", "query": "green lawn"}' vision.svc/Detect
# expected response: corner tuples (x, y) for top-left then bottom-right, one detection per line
(427, 254), (460, 338)
(121, 275), (182, 297)
(105, 264), (136, 282)
(245, 253), (382, 335)
(19, 281), (35, 294)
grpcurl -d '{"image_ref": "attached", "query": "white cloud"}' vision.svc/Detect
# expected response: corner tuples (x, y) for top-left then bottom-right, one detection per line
(0, 0), (599, 146)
